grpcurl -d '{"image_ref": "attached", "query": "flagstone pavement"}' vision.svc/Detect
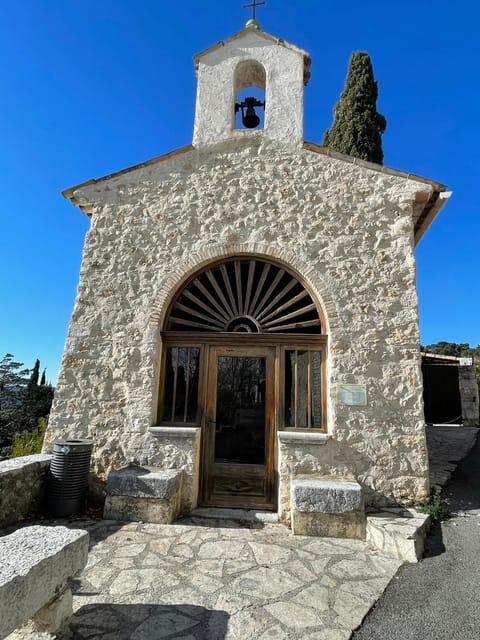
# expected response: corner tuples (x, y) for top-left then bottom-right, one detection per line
(8, 514), (402, 640)
(6, 425), (478, 640)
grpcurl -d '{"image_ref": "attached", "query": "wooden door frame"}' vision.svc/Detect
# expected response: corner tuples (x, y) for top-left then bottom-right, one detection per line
(200, 344), (276, 509)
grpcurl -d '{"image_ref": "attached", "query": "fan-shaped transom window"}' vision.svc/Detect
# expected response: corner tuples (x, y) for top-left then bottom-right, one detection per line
(166, 259), (322, 334)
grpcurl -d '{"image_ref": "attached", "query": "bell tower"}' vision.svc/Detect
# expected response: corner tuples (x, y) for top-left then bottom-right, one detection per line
(192, 21), (311, 148)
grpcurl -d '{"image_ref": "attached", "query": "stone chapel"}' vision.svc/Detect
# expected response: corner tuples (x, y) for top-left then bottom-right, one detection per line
(44, 20), (450, 535)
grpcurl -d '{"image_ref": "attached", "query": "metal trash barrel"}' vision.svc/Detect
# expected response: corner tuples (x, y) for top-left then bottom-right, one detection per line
(47, 439), (93, 517)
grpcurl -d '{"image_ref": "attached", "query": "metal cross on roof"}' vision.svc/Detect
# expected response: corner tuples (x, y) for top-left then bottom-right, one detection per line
(243, 0), (266, 20)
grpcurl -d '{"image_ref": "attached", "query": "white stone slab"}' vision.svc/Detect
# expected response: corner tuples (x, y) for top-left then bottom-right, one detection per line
(106, 467), (180, 499)
(366, 508), (431, 563)
(292, 479), (364, 514)
(0, 525), (89, 639)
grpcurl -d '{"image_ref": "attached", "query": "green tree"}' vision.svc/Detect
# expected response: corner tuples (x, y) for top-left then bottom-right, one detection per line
(0, 354), (54, 455)
(0, 354), (30, 445)
(0, 353), (30, 393)
(422, 342), (473, 358)
(322, 52), (387, 164)
(422, 342), (480, 394)
(21, 358), (54, 434)
(29, 359), (40, 387)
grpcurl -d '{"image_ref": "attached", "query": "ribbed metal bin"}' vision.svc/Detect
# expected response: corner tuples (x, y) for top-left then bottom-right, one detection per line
(47, 439), (93, 517)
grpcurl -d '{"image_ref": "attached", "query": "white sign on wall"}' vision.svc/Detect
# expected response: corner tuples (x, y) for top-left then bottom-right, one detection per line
(337, 384), (368, 406)
(459, 358), (473, 366)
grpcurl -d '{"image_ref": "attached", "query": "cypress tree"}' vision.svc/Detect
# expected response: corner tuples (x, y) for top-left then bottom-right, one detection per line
(0, 355), (54, 451)
(29, 359), (40, 387)
(22, 359), (54, 434)
(322, 52), (386, 164)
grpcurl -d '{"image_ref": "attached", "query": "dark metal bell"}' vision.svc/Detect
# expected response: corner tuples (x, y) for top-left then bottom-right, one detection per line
(235, 96), (265, 129)
(243, 106), (260, 129)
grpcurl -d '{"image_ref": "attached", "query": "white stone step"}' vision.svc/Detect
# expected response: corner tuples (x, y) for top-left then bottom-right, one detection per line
(366, 507), (431, 563)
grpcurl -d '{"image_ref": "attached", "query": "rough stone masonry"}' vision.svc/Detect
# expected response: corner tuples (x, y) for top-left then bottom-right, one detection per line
(44, 25), (449, 523)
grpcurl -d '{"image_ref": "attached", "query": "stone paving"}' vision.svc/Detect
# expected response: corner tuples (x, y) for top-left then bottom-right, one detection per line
(8, 516), (401, 640)
(426, 425), (478, 490)
(6, 425), (478, 640)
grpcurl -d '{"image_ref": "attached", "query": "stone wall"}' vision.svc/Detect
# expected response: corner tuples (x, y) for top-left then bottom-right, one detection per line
(45, 137), (432, 509)
(0, 454), (52, 528)
(459, 365), (479, 426)
(142, 427), (201, 514)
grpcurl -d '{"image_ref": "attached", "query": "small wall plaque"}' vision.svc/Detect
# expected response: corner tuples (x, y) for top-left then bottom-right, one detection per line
(337, 384), (367, 406)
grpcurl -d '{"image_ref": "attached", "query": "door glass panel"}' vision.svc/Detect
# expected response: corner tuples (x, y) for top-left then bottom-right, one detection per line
(215, 356), (266, 464)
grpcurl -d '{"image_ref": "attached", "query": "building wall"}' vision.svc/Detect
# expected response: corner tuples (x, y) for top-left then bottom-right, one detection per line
(0, 454), (52, 527)
(45, 137), (432, 510)
(459, 365), (479, 426)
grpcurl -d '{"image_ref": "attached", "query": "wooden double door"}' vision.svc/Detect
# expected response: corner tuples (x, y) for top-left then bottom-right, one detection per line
(201, 346), (276, 510)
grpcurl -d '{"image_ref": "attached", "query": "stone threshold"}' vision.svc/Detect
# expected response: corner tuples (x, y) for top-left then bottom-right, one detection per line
(189, 507), (279, 525)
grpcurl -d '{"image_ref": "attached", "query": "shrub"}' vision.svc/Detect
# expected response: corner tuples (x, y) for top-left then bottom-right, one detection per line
(417, 489), (451, 522)
(11, 417), (47, 457)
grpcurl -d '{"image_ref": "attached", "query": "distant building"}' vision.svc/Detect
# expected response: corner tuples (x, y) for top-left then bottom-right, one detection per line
(422, 353), (479, 426)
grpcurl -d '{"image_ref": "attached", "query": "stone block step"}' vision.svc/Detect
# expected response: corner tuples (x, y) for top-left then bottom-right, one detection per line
(291, 478), (365, 539)
(103, 466), (182, 524)
(366, 507), (431, 563)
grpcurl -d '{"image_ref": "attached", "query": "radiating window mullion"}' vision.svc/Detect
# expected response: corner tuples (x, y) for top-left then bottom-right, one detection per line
(167, 259), (322, 334)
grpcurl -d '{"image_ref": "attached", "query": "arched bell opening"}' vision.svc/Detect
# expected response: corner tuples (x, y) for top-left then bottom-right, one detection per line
(233, 60), (266, 130)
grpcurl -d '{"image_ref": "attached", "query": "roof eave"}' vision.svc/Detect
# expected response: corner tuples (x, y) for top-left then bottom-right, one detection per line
(413, 191), (452, 246)
(64, 140), (450, 239)
(62, 144), (194, 215)
(303, 142), (449, 246)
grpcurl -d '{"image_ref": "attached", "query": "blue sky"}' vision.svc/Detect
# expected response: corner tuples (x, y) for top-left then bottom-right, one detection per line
(1, 1), (479, 382)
